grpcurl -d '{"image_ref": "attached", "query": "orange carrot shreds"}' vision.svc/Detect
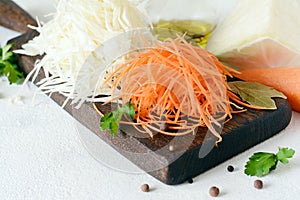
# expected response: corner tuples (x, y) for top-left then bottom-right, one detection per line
(102, 35), (235, 143)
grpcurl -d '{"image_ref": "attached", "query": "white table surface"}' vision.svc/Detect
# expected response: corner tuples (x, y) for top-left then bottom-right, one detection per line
(1, 1), (300, 200)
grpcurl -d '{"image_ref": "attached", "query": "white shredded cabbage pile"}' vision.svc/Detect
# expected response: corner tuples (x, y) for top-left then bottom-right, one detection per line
(15, 0), (149, 106)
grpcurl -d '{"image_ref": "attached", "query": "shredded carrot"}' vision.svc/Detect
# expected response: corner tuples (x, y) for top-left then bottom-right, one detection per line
(97, 34), (268, 144)
(99, 35), (246, 144)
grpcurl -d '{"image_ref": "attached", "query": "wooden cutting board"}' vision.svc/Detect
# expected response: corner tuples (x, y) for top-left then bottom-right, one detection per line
(9, 30), (292, 185)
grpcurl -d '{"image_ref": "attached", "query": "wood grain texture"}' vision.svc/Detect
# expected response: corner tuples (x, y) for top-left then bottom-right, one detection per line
(9, 32), (292, 185)
(0, 0), (37, 33)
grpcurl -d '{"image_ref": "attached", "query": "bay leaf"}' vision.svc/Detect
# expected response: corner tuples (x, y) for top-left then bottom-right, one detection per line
(228, 81), (286, 110)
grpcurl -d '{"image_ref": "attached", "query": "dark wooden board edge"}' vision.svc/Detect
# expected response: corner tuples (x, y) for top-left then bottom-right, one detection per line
(166, 99), (291, 184)
(9, 32), (293, 185)
(0, 0), (37, 33)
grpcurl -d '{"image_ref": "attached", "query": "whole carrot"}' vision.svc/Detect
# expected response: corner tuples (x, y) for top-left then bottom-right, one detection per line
(232, 67), (300, 112)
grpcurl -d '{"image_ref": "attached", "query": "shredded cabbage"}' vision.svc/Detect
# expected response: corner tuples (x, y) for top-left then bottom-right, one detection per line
(15, 0), (149, 106)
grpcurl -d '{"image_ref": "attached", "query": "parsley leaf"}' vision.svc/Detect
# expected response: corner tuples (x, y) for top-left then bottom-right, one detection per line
(100, 102), (135, 136)
(245, 147), (295, 177)
(276, 147), (295, 164)
(245, 152), (277, 177)
(0, 43), (24, 84)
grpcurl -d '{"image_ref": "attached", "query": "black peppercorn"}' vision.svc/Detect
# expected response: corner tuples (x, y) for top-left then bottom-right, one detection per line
(187, 178), (193, 184)
(227, 165), (234, 172)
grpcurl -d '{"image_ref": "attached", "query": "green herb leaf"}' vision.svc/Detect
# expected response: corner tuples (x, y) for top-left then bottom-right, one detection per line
(120, 102), (135, 119)
(0, 63), (5, 72)
(99, 102), (135, 136)
(228, 81), (286, 109)
(276, 147), (295, 164)
(2, 43), (14, 60)
(100, 112), (113, 130)
(245, 147), (295, 177)
(245, 152), (277, 177)
(0, 43), (24, 84)
(2, 61), (24, 84)
(109, 119), (119, 136)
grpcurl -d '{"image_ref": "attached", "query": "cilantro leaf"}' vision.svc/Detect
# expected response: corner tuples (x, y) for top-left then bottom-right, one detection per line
(228, 81), (286, 110)
(99, 103), (135, 136)
(276, 147), (295, 164)
(0, 43), (24, 84)
(245, 147), (295, 177)
(245, 152), (277, 177)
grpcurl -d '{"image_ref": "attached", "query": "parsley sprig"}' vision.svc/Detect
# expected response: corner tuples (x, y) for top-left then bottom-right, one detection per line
(0, 43), (24, 84)
(100, 102), (135, 136)
(245, 147), (295, 177)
